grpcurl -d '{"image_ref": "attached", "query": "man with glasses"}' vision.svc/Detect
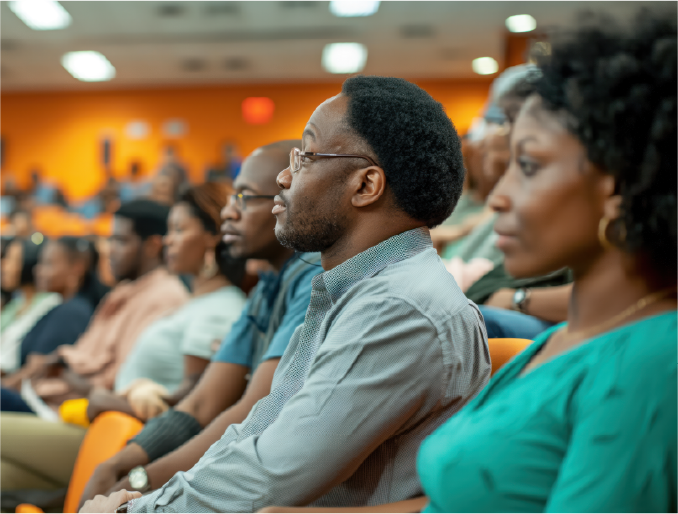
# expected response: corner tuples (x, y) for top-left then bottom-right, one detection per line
(80, 140), (323, 507)
(83, 77), (490, 513)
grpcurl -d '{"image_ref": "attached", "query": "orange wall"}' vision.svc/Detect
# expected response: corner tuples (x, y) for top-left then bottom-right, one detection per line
(0, 78), (491, 201)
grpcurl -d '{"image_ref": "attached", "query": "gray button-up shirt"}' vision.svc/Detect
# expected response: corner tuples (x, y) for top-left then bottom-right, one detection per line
(129, 227), (491, 513)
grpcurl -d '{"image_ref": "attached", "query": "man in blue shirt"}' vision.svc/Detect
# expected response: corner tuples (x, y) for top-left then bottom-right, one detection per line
(80, 139), (323, 505)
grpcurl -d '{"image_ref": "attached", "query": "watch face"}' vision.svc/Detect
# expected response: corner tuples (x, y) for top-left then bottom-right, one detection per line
(129, 468), (148, 490)
(514, 290), (526, 304)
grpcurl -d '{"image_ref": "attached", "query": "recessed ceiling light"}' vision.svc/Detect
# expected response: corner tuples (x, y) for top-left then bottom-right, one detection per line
(472, 57), (499, 75)
(329, 1), (380, 17)
(61, 51), (116, 82)
(9, 0), (71, 30)
(505, 14), (537, 33)
(322, 43), (368, 74)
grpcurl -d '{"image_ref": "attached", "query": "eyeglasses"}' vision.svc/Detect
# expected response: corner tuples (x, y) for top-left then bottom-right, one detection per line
(230, 193), (276, 212)
(289, 147), (379, 173)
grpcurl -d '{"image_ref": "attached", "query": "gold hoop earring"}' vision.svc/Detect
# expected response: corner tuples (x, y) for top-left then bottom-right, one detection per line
(200, 249), (218, 279)
(598, 217), (614, 250)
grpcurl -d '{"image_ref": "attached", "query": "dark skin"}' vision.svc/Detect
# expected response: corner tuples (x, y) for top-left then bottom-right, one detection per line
(81, 95), (429, 514)
(259, 98), (677, 514)
(86, 203), (230, 422)
(2, 218), (165, 395)
(1, 241), (86, 385)
(491, 95), (677, 373)
(274, 94), (424, 271)
(79, 145), (297, 510)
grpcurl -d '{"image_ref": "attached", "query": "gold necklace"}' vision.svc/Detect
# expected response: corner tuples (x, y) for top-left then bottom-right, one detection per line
(561, 286), (678, 342)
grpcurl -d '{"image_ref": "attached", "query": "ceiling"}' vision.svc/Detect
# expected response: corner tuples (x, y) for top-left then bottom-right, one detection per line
(1, 1), (672, 91)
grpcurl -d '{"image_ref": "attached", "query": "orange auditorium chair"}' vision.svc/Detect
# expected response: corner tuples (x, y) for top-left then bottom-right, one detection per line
(488, 338), (533, 376)
(16, 412), (143, 514)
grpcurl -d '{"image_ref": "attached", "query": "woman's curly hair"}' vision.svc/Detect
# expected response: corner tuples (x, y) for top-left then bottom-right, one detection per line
(534, 9), (677, 270)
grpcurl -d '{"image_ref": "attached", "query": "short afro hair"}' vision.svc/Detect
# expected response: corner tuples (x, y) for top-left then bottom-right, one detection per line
(114, 199), (170, 240)
(341, 76), (464, 228)
(534, 9), (677, 270)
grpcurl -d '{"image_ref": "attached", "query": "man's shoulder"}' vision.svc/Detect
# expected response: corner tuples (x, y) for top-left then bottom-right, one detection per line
(336, 248), (473, 328)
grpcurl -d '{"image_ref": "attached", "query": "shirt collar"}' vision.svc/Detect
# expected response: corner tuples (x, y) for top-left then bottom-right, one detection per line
(314, 227), (432, 304)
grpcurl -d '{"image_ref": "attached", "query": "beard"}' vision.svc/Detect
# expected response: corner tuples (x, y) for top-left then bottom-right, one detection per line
(275, 196), (348, 253)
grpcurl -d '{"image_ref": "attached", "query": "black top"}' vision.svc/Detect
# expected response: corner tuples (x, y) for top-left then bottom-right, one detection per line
(19, 295), (94, 366)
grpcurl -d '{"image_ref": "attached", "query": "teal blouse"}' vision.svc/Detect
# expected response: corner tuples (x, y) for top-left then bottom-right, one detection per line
(417, 311), (677, 513)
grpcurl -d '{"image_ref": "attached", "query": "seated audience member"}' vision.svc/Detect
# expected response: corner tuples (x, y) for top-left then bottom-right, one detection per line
(8, 208), (35, 238)
(419, 12), (677, 511)
(0, 200), (188, 492)
(0, 236), (14, 309)
(2, 237), (108, 394)
(119, 162), (152, 203)
(1, 238), (61, 373)
(5, 200), (188, 404)
(82, 76), (490, 514)
(430, 133), (492, 253)
(85, 182), (248, 422)
(463, 64), (574, 340)
(79, 140), (323, 505)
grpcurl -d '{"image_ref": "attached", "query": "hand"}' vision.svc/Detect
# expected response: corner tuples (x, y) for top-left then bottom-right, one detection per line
(79, 490), (141, 513)
(123, 379), (169, 421)
(78, 462), (122, 511)
(108, 476), (132, 497)
(485, 288), (516, 311)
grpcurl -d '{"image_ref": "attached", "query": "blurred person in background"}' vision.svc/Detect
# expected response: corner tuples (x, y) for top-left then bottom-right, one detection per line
(0, 238), (62, 373)
(84, 182), (248, 423)
(147, 171), (179, 207)
(8, 209), (34, 238)
(79, 140), (323, 508)
(0, 199), (188, 493)
(4, 200), (188, 405)
(119, 162), (152, 203)
(1, 236), (14, 309)
(464, 64), (573, 339)
(1, 237), (108, 411)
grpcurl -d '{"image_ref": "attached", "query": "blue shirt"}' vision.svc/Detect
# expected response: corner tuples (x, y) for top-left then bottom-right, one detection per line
(212, 253), (323, 371)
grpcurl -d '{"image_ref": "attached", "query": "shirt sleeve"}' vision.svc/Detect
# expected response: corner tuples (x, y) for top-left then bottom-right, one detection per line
(181, 296), (246, 360)
(130, 296), (446, 513)
(260, 268), (316, 362)
(210, 293), (257, 368)
(546, 344), (677, 513)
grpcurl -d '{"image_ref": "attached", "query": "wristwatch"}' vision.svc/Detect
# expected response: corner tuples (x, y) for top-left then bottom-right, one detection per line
(512, 288), (532, 314)
(128, 466), (151, 493)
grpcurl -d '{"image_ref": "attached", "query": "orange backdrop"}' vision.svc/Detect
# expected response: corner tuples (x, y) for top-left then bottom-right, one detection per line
(0, 78), (491, 201)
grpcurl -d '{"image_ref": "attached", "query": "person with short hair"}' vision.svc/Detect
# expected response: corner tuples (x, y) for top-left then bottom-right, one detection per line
(79, 140), (324, 507)
(82, 76), (490, 514)
(0, 199), (188, 493)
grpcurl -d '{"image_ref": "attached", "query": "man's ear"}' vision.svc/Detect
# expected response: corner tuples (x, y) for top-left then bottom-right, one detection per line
(351, 166), (387, 208)
(143, 234), (165, 261)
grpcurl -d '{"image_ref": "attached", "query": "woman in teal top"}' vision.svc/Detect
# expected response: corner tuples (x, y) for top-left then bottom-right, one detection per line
(417, 11), (677, 514)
